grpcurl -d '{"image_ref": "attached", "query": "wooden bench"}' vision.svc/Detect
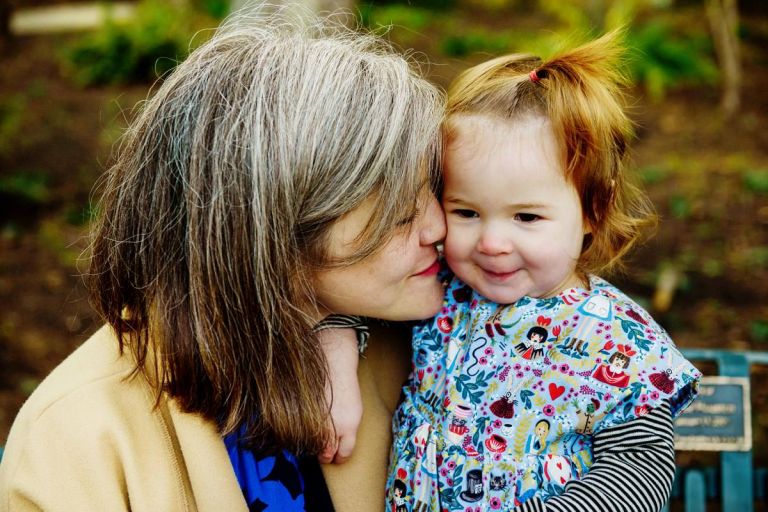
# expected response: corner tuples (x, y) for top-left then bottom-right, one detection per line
(665, 349), (768, 512)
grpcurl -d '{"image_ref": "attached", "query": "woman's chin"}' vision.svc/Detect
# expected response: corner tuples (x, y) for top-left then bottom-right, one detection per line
(386, 287), (445, 322)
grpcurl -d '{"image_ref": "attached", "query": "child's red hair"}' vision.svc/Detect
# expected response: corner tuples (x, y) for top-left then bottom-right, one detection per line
(446, 30), (656, 276)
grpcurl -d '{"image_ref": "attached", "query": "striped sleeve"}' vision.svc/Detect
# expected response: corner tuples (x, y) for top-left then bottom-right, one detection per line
(515, 400), (676, 512)
(313, 314), (370, 354)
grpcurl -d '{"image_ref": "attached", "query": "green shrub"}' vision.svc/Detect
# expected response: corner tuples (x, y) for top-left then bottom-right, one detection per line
(64, 201), (99, 226)
(743, 169), (768, 195)
(0, 171), (50, 204)
(751, 320), (768, 343)
(668, 194), (692, 220)
(639, 165), (669, 185)
(194, 0), (229, 19)
(627, 21), (718, 101)
(537, 0), (719, 100)
(64, 1), (210, 86)
(360, 0), (455, 16)
(360, 4), (433, 32)
(0, 94), (25, 155)
(441, 29), (512, 57)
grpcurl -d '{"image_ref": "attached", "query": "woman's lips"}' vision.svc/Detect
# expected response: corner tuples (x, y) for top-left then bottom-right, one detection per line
(415, 259), (440, 277)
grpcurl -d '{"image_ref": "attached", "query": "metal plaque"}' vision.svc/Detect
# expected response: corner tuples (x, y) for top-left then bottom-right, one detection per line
(673, 376), (751, 452)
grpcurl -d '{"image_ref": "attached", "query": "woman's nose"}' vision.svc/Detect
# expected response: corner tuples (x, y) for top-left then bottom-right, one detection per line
(419, 194), (446, 246)
(477, 223), (513, 255)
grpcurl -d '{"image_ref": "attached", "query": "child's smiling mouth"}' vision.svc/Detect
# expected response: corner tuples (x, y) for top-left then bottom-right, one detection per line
(479, 267), (519, 281)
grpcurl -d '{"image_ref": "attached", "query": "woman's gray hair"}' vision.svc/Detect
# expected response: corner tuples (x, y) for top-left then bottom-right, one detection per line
(89, 9), (443, 453)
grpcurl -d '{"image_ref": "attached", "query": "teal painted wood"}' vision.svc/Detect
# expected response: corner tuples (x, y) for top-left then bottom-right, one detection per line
(679, 349), (761, 512)
(755, 468), (767, 499)
(684, 469), (707, 512)
(662, 468), (683, 511)
(719, 352), (753, 512)
(681, 349), (768, 367)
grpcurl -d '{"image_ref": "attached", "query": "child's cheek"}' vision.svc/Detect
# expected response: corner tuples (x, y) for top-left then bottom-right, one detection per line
(443, 236), (470, 283)
(442, 223), (463, 262)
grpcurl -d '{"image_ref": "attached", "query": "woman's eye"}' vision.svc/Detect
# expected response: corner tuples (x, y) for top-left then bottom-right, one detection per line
(396, 209), (420, 227)
(453, 209), (479, 219)
(515, 213), (540, 222)
(396, 215), (415, 227)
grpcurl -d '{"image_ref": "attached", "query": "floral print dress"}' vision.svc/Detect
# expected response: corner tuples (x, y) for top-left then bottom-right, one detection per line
(386, 274), (700, 512)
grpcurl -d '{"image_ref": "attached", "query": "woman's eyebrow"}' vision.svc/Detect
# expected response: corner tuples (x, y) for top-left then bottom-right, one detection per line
(417, 179), (432, 197)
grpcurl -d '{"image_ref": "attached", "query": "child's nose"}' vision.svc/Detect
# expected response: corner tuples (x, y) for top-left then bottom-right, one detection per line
(477, 224), (513, 255)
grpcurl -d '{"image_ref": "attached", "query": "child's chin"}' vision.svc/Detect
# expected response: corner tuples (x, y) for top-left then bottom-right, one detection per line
(478, 286), (524, 305)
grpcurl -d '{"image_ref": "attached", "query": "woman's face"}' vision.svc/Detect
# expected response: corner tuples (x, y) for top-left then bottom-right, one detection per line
(314, 193), (446, 321)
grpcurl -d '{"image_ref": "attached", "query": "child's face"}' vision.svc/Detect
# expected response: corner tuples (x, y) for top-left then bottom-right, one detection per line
(442, 115), (588, 304)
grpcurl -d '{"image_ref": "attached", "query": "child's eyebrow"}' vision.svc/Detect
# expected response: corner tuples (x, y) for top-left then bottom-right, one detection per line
(509, 202), (548, 210)
(442, 194), (470, 204)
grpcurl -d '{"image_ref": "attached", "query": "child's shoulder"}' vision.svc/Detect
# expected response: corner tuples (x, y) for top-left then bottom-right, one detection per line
(582, 275), (701, 421)
(587, 275), (666, 334)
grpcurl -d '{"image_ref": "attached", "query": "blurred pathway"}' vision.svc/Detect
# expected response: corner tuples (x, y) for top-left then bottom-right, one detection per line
(10, 2), (136, 35)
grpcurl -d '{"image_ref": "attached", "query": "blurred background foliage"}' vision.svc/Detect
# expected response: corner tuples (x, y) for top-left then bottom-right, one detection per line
(46, 0), (725, 97)
(63, 0), (204, 85)
(361, 0), (720, 100)
(1, 0), (767, 463)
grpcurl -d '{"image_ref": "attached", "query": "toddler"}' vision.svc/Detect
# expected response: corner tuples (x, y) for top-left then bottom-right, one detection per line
(385, 32), (700, 512)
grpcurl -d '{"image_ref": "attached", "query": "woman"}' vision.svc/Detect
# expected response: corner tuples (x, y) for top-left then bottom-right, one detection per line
(0, 11), (444, 511)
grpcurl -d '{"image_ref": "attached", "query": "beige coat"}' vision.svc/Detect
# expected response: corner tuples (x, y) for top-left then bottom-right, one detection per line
(0, 324), (411, 511)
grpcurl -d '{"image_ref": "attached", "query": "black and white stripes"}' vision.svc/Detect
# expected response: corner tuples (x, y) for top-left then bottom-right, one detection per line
(516, 401), (676, 512)
(313, 314), (370, 354)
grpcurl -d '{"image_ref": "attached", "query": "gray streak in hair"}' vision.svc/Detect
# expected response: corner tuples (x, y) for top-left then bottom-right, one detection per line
(88, 7), (443, 453)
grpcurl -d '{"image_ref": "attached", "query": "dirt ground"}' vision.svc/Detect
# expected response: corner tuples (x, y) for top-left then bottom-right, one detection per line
(1, 3), (767, 490)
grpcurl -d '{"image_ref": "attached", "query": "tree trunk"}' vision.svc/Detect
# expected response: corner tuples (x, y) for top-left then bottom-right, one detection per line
(0, 0), (13, 51)
(706, 0), (742, 117)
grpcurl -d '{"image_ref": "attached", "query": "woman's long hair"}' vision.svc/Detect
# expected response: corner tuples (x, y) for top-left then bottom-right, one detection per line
(88, 10), (443, 454)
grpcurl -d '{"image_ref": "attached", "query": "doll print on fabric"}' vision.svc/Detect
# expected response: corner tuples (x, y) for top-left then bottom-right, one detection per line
(386, 30), (701, 512)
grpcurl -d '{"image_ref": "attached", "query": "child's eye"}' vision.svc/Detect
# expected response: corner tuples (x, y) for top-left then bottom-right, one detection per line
(514, 213), (540, 222)
(452, 209), (479, 219)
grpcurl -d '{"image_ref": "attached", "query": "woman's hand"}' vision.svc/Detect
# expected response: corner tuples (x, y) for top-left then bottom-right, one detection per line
(317, 327), (363, 464)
